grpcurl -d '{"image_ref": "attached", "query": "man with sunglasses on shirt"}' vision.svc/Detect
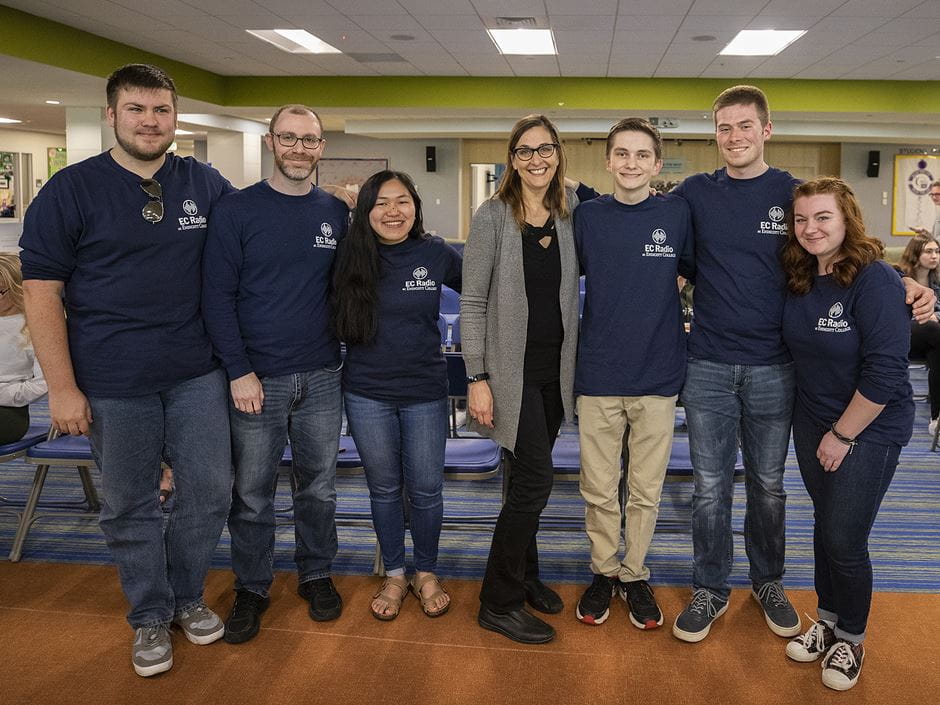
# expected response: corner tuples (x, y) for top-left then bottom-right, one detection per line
(19, 64), (235, 677)
(202, 105), (349, 645)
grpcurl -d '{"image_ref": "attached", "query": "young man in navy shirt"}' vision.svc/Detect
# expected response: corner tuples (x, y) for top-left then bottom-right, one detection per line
(671, 85), (935, 643)
(202, 105), (349, 644)
(573, 118), (694, 630)
(20, 64), (235, 676)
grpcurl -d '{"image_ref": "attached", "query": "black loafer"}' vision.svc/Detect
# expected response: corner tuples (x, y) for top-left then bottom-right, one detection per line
(524, 579), (564, 614)
(478, 605), (556, 644)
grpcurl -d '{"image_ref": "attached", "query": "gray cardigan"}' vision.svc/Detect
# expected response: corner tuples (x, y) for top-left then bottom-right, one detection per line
(460, 188), (581, 452)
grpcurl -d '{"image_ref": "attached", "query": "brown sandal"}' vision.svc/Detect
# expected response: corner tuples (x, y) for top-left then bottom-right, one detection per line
(371, 576), (409, 621)
(410, 572), (451, 618)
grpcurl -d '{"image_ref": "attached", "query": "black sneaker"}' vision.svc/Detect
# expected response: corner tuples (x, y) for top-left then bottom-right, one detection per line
(576, 574), (616, 625)
(224, 589), (270, 644)
(298, 577), (343, 622)
(822, 640), (865, 691)
(672, 588), (728, 643)
(751, 581), (801, 637)
(786, 619), (836, 663)
(618, 579), (663, 630)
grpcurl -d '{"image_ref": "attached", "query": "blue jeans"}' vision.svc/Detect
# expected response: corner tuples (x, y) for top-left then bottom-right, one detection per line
(684, 358), (795, 599)
(344, 392), (447, 574)
(87, 368), (232, 628)
(228, 367), (342, 595)
(792, 404), (898, 641)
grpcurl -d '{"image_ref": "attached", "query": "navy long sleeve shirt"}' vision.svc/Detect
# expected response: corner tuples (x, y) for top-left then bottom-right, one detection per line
(574, 193), (695, 397)
(201, 181), (349, 380)
(782, 261), (914, 446)
(675, 167), (801, 365)
(343, 235), (462, 402)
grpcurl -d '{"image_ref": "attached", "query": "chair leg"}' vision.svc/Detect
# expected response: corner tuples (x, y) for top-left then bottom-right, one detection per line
(77, 466), (100, 511)
(9, 463), (51, 562)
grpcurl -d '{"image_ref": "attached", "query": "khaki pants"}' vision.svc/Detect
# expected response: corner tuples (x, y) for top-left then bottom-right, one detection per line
(577, 394), (677, 581)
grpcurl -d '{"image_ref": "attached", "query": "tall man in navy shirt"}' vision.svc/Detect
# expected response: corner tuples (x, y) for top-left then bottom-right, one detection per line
(19, 64), (234, 677)
(670, 85), (805, 643)
(202, 105), (349, 644)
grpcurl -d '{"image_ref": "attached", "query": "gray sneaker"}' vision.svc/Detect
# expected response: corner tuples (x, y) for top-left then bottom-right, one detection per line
(132, 624), (172, 677)
(173, 603), (225, 645)
(672, 588), (728, 643)
(752, 581), (801, 637)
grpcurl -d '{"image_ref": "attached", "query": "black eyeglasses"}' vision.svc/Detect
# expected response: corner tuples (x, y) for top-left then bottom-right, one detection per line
(511, 143), (559, 161)
(271, 132), (325, 150)
(140, 179), (163, 224)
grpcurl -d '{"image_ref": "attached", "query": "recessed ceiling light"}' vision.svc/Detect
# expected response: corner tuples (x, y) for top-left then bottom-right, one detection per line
(45, 100), (61, 105)
(487, 29), (557, 55)
(0, 117), (23, 124)
(175, 129), (193, 135)
(246, 29), (341, 54)
(719, 29), (806, 56)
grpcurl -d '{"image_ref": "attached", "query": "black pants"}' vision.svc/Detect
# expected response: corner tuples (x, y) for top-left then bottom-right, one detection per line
(480, 379), (563, 612)
(0, 405), (30, 445)
(910, 319), (940, 419)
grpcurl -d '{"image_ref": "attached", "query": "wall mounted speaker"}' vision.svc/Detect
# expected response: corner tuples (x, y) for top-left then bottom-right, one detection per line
(866, 150), (880, 178)
(426, 146), (437, 172)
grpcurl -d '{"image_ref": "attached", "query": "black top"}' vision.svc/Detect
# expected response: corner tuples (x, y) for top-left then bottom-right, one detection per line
(520, 219), (563, 383)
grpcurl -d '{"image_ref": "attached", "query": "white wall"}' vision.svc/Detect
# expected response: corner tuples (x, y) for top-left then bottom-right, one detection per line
(840, 142), (940, 247)
(0, 129), (67, 250)
(320, 133), (460, 237)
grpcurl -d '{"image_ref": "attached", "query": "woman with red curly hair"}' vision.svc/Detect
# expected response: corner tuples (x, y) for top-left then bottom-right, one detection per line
(780, 177), (914, 691)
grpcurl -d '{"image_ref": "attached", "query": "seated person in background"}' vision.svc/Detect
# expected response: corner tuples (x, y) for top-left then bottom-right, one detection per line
(910, 181), (940, 239)
(899, 233), (940, 435)
(573, 118), (694, 630)
(0, 253), (47, 443)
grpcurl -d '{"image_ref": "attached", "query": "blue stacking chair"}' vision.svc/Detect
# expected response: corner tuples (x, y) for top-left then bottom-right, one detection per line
(9, 433), (102, 561)
(0, 425), (53, 519)
(450, 315), (461, 351)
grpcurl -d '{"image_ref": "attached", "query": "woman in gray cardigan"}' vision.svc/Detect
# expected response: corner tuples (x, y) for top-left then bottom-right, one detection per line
(461, 115), (581, 644)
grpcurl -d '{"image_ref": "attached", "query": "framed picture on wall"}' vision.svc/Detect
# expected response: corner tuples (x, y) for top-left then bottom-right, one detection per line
(315, 157), (388, 193)
(892, 154), (939, 235)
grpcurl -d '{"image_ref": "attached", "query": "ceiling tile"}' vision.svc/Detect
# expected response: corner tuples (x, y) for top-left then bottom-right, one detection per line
(546, 0), (618, 14)
(832, 0), (923, 17)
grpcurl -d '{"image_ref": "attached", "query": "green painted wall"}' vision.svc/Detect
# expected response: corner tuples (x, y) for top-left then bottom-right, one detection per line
(3, 5), (939, 115)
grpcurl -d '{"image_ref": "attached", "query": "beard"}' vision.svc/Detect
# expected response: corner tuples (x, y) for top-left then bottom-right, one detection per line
(275, 150), (318, 182)
(113, 127), (174, 162)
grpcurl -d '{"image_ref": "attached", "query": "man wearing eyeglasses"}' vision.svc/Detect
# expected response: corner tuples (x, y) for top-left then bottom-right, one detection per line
(19, 64), (235, 677)
(911, 181), (940, 239)
(202, 104), (349, 644)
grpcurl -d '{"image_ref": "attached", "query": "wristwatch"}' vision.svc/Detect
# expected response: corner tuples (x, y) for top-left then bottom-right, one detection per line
(466, 372), (490, 384)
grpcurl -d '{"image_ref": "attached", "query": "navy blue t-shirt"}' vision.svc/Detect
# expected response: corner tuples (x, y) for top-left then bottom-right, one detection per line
(343, 235), (462, 402)
(574, 194), (695, 397)
(675, 167), (800, 365)
(782, 261), (914, 447)
(202, 180), (349, 380)
(19, 152), (234, 397)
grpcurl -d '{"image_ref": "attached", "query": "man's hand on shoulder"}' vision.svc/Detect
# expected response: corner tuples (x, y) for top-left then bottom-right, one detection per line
(230, 372), (264, 414)
(903, 277), (938, 323)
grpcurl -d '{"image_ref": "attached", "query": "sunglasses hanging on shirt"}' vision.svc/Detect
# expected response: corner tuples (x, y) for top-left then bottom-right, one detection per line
(139, 178), (164, 224)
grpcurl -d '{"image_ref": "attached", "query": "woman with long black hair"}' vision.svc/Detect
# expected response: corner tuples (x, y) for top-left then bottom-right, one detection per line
(333, 170), (461, 621)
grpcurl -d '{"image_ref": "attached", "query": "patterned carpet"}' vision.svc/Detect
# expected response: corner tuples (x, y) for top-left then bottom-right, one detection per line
(2, 366), (937, 592)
